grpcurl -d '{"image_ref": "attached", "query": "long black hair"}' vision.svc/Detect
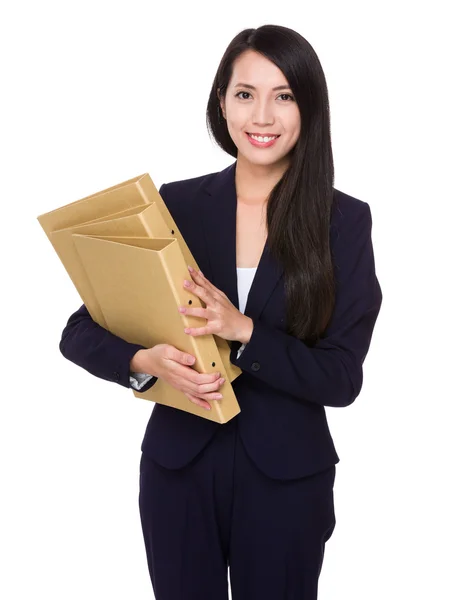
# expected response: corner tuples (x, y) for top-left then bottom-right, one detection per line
(206, 24), (336, 346)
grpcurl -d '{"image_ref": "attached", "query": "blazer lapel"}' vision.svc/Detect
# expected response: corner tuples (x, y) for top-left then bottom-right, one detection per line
(197, 160), (284, 322)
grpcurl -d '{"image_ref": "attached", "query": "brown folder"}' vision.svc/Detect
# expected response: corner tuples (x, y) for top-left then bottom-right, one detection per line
(37, 174), (242, 423)
(72, 233), (240, 422)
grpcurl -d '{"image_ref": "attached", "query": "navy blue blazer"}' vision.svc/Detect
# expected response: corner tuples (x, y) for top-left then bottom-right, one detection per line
(59, 161), (382, 480)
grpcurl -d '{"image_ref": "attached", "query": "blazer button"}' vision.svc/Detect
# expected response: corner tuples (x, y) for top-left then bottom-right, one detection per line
(251, 362), (260, 372)
(113, 371), (120, 381)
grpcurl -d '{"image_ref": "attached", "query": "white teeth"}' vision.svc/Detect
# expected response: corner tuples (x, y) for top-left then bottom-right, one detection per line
(249, 134), (278, 142)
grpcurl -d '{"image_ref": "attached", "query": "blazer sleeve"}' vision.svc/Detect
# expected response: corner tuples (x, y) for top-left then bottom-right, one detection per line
(230, 201), (382, 408)
(59, 303), (158, 392)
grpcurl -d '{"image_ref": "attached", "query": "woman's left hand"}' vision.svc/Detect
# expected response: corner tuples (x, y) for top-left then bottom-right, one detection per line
(179, 266), (252, 343)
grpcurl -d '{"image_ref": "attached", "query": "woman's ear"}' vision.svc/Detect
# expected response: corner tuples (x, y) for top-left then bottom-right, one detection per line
(218, 90), (226, 120)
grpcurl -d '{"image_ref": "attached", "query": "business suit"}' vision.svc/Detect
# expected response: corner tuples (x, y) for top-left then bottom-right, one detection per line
(60, 160), (382, 599)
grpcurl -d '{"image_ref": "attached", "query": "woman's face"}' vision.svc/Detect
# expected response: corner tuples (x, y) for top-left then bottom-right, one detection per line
(220, 50), (301, 169)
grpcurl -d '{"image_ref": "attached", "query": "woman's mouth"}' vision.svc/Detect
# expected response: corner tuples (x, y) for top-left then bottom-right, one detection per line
(246, 132), (280, 148)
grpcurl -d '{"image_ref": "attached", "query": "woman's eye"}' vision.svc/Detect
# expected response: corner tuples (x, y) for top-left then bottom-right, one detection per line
(279, 93), (294, 101)
(235, 91), (294, 102)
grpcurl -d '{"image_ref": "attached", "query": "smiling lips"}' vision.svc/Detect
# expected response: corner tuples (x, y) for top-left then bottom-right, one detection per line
(246, 132), (281, 147)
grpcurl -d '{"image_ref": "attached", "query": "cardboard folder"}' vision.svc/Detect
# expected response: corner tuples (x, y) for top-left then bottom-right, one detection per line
(37, 174), (241, 423)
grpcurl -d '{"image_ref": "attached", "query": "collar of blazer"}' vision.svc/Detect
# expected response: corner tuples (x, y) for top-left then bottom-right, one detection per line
(196, 160), (285, 323)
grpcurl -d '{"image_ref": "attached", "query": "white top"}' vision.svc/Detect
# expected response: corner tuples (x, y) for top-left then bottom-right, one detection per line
(235, 266), (257, 359)
(129, 267), (257, 390)
(236, 266), (257, 314)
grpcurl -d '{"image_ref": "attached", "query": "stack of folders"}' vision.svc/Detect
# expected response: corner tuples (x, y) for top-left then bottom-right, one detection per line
(37, 174), (241, 423)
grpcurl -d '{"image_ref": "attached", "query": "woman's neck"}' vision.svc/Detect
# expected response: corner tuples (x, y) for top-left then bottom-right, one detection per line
(235, 155), (288, 206)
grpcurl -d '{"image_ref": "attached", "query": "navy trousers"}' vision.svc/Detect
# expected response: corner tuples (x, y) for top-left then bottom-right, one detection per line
(138, 414), (336, 600)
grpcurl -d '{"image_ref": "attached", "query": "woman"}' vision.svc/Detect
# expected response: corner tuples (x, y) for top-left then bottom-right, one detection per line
(60, 24), (382, 600)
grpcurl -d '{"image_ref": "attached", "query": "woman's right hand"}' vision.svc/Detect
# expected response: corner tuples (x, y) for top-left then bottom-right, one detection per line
(135, 344), (225, 411)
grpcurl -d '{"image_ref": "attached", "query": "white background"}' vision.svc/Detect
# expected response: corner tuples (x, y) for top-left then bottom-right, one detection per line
(1, 1), (458, 598)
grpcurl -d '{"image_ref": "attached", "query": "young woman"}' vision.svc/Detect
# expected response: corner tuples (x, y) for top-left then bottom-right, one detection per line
(60, 24), (383, 600)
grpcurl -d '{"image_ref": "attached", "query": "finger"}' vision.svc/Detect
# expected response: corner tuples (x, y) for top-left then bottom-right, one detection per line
(184, 325), (213, 336)
(180, 374), (222, 395)
(184, 392), (211, 411)
(178, 306), (208, 318)
(193, 388), (223, 401)
(178, 366), (221, 385)
(194, 371), (222, 384)
(189, 267), (228, 299)
(196, 378), (225, 394)
(182, 383), (222, 399)
(184, 279), (214, 305)
(172, 348), (195, 365)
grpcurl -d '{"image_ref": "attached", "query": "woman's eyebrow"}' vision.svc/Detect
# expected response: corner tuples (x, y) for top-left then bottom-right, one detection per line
(234, 83), (292, 91)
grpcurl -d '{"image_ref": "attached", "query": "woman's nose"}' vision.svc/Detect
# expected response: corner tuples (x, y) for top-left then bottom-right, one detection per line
(251, 102), (275, 125)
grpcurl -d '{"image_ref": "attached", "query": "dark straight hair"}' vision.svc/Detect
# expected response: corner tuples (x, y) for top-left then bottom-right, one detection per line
(206, 24), (336, 346)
